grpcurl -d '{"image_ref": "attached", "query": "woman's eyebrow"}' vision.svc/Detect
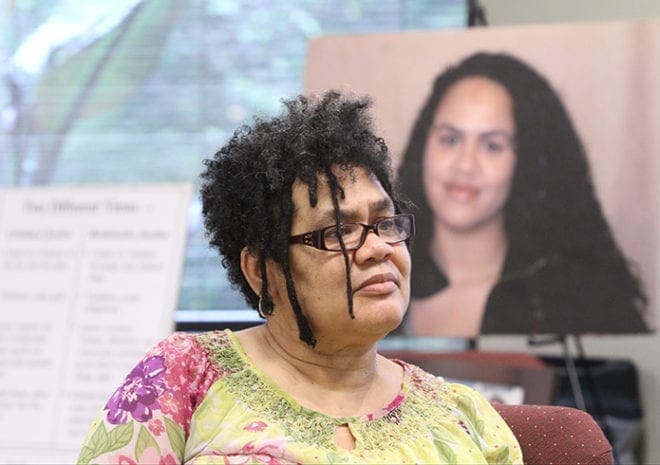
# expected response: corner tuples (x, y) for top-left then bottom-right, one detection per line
(313, 208), (341, 225)
(431, 123), (461, 133)
(338, 198), (395, 221)
(480, 129), (515, 139)
(370, 197), (396, 215)
(435, 123), (513, 139)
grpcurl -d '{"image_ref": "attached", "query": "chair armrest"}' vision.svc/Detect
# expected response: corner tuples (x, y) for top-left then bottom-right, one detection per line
(493, 404), (613, 465)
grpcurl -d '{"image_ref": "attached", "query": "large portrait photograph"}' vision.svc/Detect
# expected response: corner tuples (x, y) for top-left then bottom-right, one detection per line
(304, 20), (659, 338)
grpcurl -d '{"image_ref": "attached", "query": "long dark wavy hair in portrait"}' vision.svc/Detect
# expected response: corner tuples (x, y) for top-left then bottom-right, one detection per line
(397, 52), (649, 333)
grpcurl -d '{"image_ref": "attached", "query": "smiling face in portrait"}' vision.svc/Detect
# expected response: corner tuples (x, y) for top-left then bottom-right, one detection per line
(271, 167), (411, 349)
(422, 76), (516, 234)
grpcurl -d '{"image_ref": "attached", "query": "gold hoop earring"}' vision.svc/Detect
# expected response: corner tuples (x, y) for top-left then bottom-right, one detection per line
(257, 297), (273, 320)
(258, 296), (274, 318)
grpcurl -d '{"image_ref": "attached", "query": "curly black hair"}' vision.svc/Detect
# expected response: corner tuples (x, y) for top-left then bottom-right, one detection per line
(200, 90), (398, 346)
(397, 52), (647, 329)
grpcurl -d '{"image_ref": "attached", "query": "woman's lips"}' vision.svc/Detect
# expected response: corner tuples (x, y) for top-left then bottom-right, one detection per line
(445, 182), (479, 202)
(356, 272), (398, 294)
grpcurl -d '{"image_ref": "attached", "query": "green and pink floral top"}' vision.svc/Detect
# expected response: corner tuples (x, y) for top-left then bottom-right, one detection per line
(78, 330), (522, 464)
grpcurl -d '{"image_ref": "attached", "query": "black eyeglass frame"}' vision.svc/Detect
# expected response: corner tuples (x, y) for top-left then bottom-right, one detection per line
(289, 213), (415, 252)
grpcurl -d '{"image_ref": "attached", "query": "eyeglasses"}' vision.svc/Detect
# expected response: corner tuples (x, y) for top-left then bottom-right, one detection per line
(289, 214), (415, 252)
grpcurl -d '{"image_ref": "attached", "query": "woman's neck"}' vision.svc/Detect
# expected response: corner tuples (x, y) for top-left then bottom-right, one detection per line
(431, 219), (508, 284)
(245, 323), (381, 391)
(236, 324), (402, 419)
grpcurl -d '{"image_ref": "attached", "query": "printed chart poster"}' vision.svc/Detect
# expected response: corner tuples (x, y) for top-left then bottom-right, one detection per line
(0, 183), (192, 463)
(305, 19), (659, 337)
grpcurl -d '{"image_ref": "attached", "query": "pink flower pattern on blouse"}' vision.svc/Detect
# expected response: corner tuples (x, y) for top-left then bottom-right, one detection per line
(244, 421), (268, 432)
(220, 438), (292, 464)
(148, 418), (165, 436)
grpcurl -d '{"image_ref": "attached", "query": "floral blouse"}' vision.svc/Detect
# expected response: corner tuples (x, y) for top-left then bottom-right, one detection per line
(78, 330), (522, 464)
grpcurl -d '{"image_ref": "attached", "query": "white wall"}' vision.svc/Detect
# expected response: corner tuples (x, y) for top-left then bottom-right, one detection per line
(483, 0), (660, 25)
(480, 3), (660, 464)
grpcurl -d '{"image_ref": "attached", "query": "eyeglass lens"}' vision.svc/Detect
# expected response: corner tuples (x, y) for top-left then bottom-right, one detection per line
(323, 216), (411, 251)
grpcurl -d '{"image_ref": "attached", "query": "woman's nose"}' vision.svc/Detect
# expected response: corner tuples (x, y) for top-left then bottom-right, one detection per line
(454, 141), (479, 172)
(355, 229), (393, 263)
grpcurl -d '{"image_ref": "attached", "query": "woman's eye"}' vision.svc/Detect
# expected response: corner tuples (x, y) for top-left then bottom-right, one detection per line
(483, 138), (512, 154)
(325, 228), (340, 240)
(485, 141), (504, 152)
(439, 134), (459, 147)
(340, 225), (355, 235)
(326, 224), (355, 239)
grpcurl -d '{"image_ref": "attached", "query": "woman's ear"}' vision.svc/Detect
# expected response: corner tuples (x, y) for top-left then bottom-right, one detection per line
(241, 247), (284, 299)
(240, 247), (263, 297)
(240, 247), (281, 299)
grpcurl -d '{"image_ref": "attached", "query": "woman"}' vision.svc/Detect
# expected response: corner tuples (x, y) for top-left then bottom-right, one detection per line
(398, 52), (649, 337)
(77, 91), (522, 464)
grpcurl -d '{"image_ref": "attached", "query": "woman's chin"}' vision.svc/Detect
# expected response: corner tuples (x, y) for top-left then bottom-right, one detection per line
(356, 304), (406, 336)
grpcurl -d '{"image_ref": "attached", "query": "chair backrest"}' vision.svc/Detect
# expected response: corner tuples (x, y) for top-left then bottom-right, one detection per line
(493, 403), (613, 465)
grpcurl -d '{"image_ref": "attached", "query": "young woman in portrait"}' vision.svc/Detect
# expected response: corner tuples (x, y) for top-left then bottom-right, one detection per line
(397, 52), (649, 337)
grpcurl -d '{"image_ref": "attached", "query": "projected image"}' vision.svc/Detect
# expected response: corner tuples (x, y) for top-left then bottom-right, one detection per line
(396, 52), (649, 336)
(305, 21), (658, 337)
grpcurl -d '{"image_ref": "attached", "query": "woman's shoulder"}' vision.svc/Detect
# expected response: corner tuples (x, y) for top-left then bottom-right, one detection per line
(190, 328), (234, 353)
(402, 361), (498, 407)
(401, 360), (455, 406)
(147, 329), (232, 360)
(402, 360), (444, 387)
(144, 329), (244, 386)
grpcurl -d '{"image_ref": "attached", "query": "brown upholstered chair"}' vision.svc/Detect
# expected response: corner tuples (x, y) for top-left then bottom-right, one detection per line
(494, 403), (613, 465)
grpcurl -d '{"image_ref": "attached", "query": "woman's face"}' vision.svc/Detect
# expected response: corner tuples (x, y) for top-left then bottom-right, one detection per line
(422, 76), (516, 233)
(268, 167), (411, 350)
